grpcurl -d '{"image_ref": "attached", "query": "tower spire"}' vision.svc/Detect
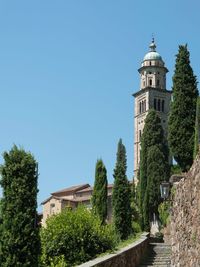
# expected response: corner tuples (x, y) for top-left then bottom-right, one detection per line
(149, 36), (156, 52)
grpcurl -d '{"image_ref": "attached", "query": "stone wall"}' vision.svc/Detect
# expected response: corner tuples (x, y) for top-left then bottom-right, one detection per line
(78, 233), (149, 267)
(171, 153), (200, 266)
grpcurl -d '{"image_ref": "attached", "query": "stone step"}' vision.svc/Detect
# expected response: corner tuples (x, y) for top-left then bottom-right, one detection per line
(139, 265), (170, 267)
(147, 257), (171, 261)
(145, 261), (170, 265)
(138, 242), (171, 267)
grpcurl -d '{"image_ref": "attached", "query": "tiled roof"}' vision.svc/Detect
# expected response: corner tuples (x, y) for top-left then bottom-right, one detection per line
(42, 183), (114, 205)
(41, 195), (63, 205)
(76, 184), (113, 193)
(51, 184), (90, 195)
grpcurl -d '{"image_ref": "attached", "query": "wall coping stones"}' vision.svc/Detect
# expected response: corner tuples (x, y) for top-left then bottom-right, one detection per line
(77, 232), (149, 267)
(170, 174), (186, 185)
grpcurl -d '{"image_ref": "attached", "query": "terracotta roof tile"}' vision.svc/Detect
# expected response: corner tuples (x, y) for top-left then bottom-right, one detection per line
(51, 184), (90, 195)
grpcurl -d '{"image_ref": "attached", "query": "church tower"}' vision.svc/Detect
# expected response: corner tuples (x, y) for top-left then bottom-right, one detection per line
(133, 39), (171, 180)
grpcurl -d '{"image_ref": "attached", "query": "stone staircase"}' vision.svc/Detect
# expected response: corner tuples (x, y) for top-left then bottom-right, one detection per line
(138, 243), (171, 267)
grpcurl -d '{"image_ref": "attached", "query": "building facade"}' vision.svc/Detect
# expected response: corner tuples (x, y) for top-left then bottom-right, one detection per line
(133, 39), (172, 180)
(41, 183), (113, 226)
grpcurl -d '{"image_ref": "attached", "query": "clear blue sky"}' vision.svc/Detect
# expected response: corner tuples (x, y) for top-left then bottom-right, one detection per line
(0, 1), (199, 211)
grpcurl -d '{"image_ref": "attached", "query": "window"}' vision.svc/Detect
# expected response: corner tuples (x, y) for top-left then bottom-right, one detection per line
(144, 100), (146, 112)
(162, 100), (165, 112)
(149, 72), (152, 74)
(139, 102), (142, 114)
(157, 79), (160, 86)
(154, 99), (157, 110)
(158, 99), (161, 111)
(149, 79), (152, 86)
(150, 61), (151, 66)
(143, 81), (145, 87)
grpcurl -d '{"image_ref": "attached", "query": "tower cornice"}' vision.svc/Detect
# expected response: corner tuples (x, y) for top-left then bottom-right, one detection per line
(132, 87), (172, 98)
(138, 65), (169, 73)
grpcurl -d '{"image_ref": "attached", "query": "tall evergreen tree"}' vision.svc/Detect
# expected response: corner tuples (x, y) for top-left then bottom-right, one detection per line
(168, 45), (198, 171)
(194, 97), (200, 158)
(143, 146), (168, 230)
(112, 139), (132, 240)
(0, 145), (40, 267)
(92, 159), (108, 224)
(139, 110), (169, 230)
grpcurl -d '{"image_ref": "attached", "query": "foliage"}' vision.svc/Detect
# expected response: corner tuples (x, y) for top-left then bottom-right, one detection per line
(194, 97), (200, 158)
(139, 110), (169, 230)
(130, 181), (141, 223)
(40, 206), (118, 266)
(146, 146), (168, 219)
(158, 201), (170, 227)
(0, 145), (40, 267)
(92, 159), (108, 224)
(112, 139), (132, 240)
(168, 44), (198, 171)
(131, 221), (142, 233)
(171, 164), (182, 175)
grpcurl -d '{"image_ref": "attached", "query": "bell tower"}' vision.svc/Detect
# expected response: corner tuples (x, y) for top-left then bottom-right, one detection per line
(133, 39), (172, 180)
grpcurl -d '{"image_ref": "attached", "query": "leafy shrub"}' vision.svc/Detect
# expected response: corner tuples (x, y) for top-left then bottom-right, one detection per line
(171, 164), (182, 175)
(158, 201), (170, 227)
(132, 221), (141, 233)
(40, 206), (118, 266)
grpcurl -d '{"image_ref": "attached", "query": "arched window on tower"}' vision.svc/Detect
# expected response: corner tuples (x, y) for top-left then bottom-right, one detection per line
(144, 100), (146, 112)
(139, 102), (142, 114)
(162, 100), (165, 112)
(154, 99), (157, 110)
(158, 99), (161, 111)
(149, 79), (152, 86)
(157, 79), (160, 87)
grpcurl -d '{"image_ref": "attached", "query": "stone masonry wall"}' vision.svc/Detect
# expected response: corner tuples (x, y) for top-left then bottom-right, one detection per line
(171, 153), (200, 266)
(78, 233), (149, 267)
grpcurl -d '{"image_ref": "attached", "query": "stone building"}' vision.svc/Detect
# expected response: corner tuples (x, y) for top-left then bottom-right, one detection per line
(41, 183), (113, 226)
(133, 39), (172, 180)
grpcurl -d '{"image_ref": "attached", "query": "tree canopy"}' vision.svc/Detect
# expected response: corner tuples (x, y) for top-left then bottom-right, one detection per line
(139, 110), (169, 230)
(168, 44), (198, 171)
(92, 159), (108, 224)
(0, 145), (40, 267)
(112, 139), (132, 240)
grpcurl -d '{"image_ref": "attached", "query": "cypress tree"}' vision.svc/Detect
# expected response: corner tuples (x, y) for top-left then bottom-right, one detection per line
(0, 145), (40, 267)
(92, 159), (108, 224)
(139, 109), (169, 230)
(112, 139), (132, 240)
(143, 146), (168, 230)
(194, 97), (200, 158)
(168, 45), (198, 171)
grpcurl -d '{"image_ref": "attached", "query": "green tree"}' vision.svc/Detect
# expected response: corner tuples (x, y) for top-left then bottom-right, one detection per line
(0, 145), (40, 267)
(40, 206), (118, 266)
(112, 139), (132, 240)
(143, 146), (168, 230)
(194, 97), (200, 158)
(139, 110), (169, 230)
(168, 45), (198, 171)
(92, 159), (108, 224)
(130, 181), (140, 224)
